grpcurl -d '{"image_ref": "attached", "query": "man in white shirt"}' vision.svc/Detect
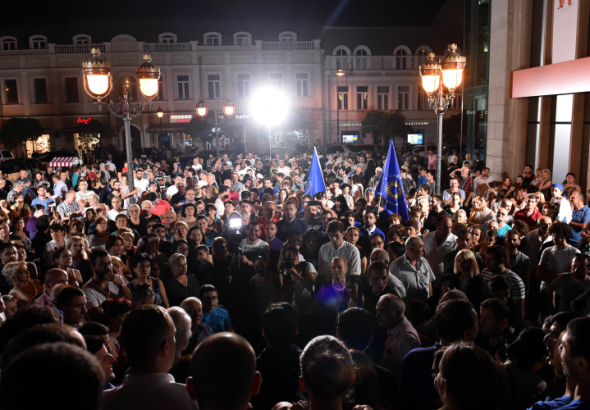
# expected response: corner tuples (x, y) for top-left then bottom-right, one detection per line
(75, 179), (92, 208)
(106, 160), (117, 174)
(473, 167), (495, 196)
(276, 160), (290, 176)
(422, 215), (458, 286)
(192, 158), (203, 172)
(102, 305), (197, 410)
(134, 168), (149, 198)
(389, 236), (436, 303)
(318, 220), (361, 282)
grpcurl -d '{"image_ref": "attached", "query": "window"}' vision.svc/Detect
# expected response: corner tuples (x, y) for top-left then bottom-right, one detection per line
(377, 86), (389, 110)
(176, 75), (190, 100)
(207, 74), (220, 99)
(73, 35), (91, 45)
(356, 86), (368, 110)
(4, 80), (18, 104)
(270, 73), (282, 88)
(156, 76), (165, 100)
(355, 49), (368, 70)
(33, 78), (48, 104)
(296, 73), (308, 97)
(396, 49), (408, 69)
(1, 37), (17, 50)
(237, 74), (250, 98)
(159, 34), (176, 43)
(64, 77), (79, 103)
(418, 91), (429, 110)
(338, 86), (349, 110)
(204, 33), (222, 46)
(30, 36), (47, 49)
(234, 33), (251, 46)
(418, 48), (428, 65)
(279, 32), (297, 42)
(398, 86), (410, 110)
(335, 48), (349, 70)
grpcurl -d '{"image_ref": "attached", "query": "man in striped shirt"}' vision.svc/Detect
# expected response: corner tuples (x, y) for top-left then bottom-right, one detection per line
(481, 246), (526, 317)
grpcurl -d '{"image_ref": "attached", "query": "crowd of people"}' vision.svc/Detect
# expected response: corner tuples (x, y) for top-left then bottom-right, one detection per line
(0, 142), (589, 410)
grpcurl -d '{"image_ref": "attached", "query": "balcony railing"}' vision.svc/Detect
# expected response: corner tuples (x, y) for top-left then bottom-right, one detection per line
(55, 44), (106, 54)
(262, 41), (316, 50)
(143, 43), (192, 52)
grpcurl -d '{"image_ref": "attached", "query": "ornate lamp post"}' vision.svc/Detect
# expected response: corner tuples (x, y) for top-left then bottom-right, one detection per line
(195, 98), (235, 156)
(419, 44), (466, 195)
(82, 49), (160, 203)
(336, 66), (345, 144)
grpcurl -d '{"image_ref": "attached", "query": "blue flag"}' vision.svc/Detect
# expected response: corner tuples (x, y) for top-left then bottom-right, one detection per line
(304, 147), (327, 198)
(375, 140), (409, 221)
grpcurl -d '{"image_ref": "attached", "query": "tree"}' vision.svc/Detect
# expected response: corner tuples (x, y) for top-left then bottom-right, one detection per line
(78, 119), (115, 148)
(0, 117), (44, 157)
(360, 111), (413, 146)
(184, 117), (213, 142)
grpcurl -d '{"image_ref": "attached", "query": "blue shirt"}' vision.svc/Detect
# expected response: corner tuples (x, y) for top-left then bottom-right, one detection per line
(276, 218), (309, 242)
(528, 396), (573, 410)
(202, 306), (232, 333)
(360, 226), (385, 241)
(259, 188), (279, 198)
(571, 206), (590, 243)
(31, 197), (55, 211)
(417, 176), (428, 187)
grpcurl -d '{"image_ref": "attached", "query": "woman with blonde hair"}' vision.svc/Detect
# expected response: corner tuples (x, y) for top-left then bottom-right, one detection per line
(66, 235), (92, 283)
(2, 261), (43, 307)
(173, 221), (189, 242)
(454, 249), (484, 311)
(162, 253), (199, 307)
(111, 255), (131, 284)
(452, 209), (468, 237)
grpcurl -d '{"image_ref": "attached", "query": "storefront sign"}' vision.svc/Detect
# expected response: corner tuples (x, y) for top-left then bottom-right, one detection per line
(339, 122), (362, 127)
(170, 115), (193, 123)
(404, 121), (430, 126)
(77, 118), (93, 124)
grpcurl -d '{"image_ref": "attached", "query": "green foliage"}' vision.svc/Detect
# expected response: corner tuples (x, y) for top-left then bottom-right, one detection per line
(184, 118), (213, 142)
(78, 119), (115, 147)
(361, 111), (413, 145)
(0, 117), (44, 149)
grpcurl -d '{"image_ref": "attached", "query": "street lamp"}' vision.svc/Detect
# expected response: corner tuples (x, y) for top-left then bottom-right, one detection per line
(419, 44), (466, 195)
(336, 65), (345, 144)
(250, 87), (289, 160)
(195, 98), (235, 156)
(83, 49), (160, 204)
(156, 107), (164, 146)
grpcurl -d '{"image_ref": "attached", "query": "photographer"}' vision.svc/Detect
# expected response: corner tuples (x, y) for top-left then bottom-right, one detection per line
(279, 245), (318, 345)
(223, 211), (247, 251)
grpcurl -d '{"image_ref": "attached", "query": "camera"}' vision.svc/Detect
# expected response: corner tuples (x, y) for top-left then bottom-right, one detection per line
(283, 256), (295, 271)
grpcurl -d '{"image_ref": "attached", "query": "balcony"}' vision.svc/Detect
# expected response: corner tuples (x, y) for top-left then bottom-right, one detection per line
(143, 43), (192, 52)
(55, 44), (106, 54)
(262, 41), (316, 50)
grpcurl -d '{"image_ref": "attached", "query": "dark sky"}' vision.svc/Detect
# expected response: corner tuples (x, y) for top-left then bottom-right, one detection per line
(1, 0), (450, 27)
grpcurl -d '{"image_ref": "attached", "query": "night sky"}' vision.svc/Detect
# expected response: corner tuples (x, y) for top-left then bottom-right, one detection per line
(1, 0), (450, 27)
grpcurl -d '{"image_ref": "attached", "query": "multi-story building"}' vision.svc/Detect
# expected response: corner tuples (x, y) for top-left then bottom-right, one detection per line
(0, 12), (463, 156)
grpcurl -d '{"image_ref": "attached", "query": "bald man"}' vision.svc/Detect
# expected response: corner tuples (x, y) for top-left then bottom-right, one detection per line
(187, 333), (262, 410)
(389, 236), (436, 303)
(34, 269), (68, 308)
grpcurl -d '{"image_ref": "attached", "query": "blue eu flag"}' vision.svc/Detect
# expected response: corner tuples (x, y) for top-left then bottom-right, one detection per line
(375, 140), (409, 221)
(304, 147), (327, 198)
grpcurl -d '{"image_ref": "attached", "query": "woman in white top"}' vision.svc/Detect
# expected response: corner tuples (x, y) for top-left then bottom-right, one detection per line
(468, 196), (494, 226)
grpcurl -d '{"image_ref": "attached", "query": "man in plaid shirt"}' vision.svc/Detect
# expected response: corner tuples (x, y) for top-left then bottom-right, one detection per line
(458, 167), (474, 205)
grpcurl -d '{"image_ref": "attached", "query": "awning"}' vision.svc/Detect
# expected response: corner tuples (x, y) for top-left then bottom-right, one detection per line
(49, 157), (83, 167)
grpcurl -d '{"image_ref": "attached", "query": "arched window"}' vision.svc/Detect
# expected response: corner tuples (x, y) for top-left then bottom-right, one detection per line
(73, 35), (91, 45)
(158, 33), (177, 43)
(0, 36), (17, 51)
(29, 35), (47, 50)
(279, 31), (297, 42)
(354, 46), (371, 70)
(333, 46), (351, 70)
(415, 45), (433, 65)
(234, 32), (252, 46)
(394, 46), (411, 69)
(204, 32), (222, 46)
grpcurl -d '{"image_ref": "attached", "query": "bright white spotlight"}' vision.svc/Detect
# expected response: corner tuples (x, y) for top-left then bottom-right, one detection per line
(250, 86), (290, 126)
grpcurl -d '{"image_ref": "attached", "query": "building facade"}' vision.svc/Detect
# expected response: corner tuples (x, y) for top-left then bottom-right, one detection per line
(0, 15), (463, 156)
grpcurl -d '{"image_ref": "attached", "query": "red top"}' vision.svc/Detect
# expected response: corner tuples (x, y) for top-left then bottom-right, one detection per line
(514, 209), (542, 228)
